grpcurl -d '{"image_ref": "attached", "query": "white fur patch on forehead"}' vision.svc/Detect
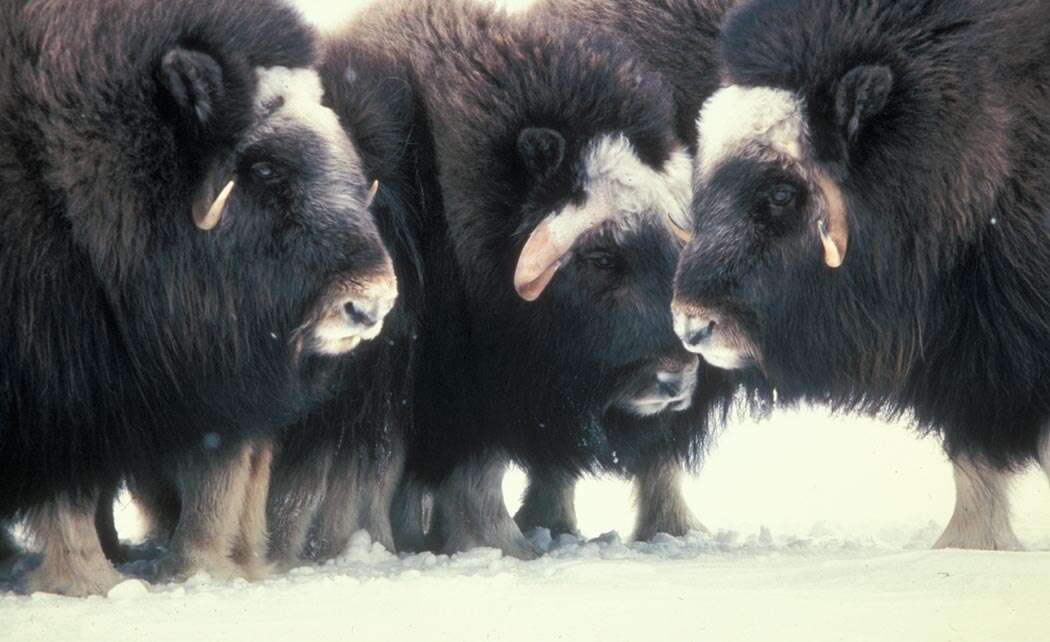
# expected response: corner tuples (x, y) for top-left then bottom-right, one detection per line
(543, 134), (693, 250)
(253, 66), (346, 141)
(255, 66), (324, 110)
(697, 85), (807, 180)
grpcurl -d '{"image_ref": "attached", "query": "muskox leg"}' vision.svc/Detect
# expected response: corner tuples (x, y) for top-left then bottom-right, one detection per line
(95, 484), (128, 564)
(154, 445), (254, 582)
(514, 470), (580, 537)
(359, 442), (406, 554)
(266, 445), (332, 571)
(934, 455), (1023, 551)
(1042, 435), (1050, 490)
(128, 474), (181, 547)
(99, 471), (182, 567)
(308, 443), (404, 560)
(96, 473), (181, 565)
(301, 466), (355, 562)
(632, 456), (706, 541)
(25, 494), (122, 597)
(391, 476), (429, 553)
(230, 441), (273, 580)
(0, 523), (19, 565)
(427, 454), (539, 560)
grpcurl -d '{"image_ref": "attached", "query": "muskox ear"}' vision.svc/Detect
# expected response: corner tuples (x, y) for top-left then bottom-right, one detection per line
(518, 128), (566, 180)
(159, 47), (226, 131)
(834, 65), (893, 145)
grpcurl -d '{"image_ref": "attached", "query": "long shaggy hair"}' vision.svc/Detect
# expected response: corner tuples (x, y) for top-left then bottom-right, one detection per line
(336, 0), (740, 496)
(266, 37), (435, 559)
(0, 0), (390, 516)
(676, 0), (1050, 469)
(529, 0), (733, 152)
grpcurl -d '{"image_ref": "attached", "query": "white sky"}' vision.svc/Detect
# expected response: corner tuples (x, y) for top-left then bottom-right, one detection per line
(290, 0), (1050, 542)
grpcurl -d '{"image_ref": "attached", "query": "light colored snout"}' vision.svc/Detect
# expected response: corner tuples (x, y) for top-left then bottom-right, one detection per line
(309, 270), (398, 356)
(672, 301), (754, 370)
(621, 356), (700, 417)
(673, 305), (718, 354)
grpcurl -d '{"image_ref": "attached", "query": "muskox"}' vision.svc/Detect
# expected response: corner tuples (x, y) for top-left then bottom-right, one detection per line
(95, 38), (428, 580)
(319, 0), (737, 560)
(263, 38), (432, 570)
(0, 0), (396, 595)
(673, 0), (1050, 549)
(520, 0), (740, 541)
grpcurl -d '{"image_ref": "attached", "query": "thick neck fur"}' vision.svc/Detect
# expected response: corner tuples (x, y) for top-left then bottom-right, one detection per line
(529, 0), (734, 151)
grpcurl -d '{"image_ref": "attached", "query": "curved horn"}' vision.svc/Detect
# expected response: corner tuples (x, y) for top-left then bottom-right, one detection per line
(194, 179), (235, 231)
(365, 179), (380, 208)
(514, 215), (568, 302)
(815, 172), (848, 269)
(668, 214), (693, 243)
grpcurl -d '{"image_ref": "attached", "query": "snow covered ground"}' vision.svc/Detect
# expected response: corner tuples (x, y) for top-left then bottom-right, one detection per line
(3, 521), (1049, 642)
(3, 405), (1047, 642)
(2, 1), (1048, 640)
(3, 529), (1049, 642)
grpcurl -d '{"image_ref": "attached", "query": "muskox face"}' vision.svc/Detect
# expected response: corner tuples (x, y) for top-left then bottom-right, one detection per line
(672, 70), (893, 375)
(160, 50), (397, 361)
(510, 131), (700, 417)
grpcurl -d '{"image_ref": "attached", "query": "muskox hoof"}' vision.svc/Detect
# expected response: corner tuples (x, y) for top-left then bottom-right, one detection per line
(514, 506), (580, 539)
(632, 458), (703, 542)
(235, 558), (272, 582)
(24, 559), (122, 598)
(933, 457), (1025, 551)
(267, 553), (302, 575)
(932, 528), (1024, 552)
(436, 527), (541, 561)
(514, 473), (579, 539)
(231, 544), (272, 581)
(503, 536), (542, 561)
(230, 534), (273, 581)
(634, 515), (709, 543)
(120, 539), (169, 563)
(152, 552), (241, 584)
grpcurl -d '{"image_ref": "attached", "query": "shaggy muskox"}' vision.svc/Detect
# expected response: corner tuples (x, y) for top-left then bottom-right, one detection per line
(94, 35), (431, 579)
(325, 0), (736, 560)
(520, 0), (739, 541)
(0, 0), (397, 595)
(263, 37), (432, 570)
(674, 0), (1050, 549)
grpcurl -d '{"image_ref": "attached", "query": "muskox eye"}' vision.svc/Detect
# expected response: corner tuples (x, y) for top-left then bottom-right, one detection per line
(250, 162), (279, 182)
(768, 183), (797, 208)
(769, 183), (799, 209)
(584, 251), (619, 271)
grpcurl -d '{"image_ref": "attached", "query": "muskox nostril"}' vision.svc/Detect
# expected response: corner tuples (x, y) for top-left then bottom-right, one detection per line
(343, 300), (379, 329)
(687, 320), (716, 347)
(657, 379), (681, 397)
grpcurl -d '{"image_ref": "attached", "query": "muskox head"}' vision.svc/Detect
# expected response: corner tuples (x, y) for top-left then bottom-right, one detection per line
(670, 0), (927, 387)
(156, 49), (397, 362)
(507, 130), (701, 417)
(672, 76), (886, 371)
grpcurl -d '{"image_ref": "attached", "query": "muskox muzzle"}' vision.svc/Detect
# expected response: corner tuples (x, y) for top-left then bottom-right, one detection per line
(672, 300), (758, 371)
(618, 355), (700, 417)
(298, 263), (399, 357)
